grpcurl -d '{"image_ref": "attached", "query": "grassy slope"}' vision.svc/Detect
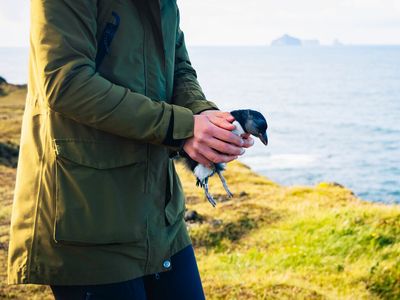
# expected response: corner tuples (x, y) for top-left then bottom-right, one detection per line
(178, 163), (400, 300)
(0, 87), (399, 299)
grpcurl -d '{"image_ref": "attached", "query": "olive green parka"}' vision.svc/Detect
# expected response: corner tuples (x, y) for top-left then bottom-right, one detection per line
(7, 0), (219, 285)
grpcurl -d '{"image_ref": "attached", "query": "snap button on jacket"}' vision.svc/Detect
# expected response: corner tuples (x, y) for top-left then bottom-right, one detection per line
(7, 0), (219, 285)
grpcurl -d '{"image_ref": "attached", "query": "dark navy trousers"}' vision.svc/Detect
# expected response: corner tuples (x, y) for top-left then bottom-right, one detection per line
(50, 245), (205, 300)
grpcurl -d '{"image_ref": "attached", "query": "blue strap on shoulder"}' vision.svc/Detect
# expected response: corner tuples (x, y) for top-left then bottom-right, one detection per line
(95, 11), (121, 70)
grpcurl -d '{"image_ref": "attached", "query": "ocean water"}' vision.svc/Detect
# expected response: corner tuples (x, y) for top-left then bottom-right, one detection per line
(1, 46), (399, 203)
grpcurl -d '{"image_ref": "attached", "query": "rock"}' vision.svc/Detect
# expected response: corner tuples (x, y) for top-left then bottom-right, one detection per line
(0, 76), (6, 85)
(331, 182), (345, 188)
(184, 210), (203, 223)
(239, 191), (248, 197)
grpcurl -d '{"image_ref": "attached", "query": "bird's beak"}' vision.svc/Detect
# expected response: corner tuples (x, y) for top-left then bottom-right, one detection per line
(258, 132), (268, 146)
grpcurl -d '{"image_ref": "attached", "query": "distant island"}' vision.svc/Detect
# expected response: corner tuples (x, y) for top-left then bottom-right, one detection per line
(271, 34), (302, 47)
(270, 34), (344, 47)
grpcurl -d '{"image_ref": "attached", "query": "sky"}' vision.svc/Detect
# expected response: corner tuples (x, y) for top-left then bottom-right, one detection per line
(1, 0), (400, 47)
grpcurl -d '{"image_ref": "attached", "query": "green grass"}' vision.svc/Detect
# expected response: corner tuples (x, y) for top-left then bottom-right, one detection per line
(1, 86), (400, 299)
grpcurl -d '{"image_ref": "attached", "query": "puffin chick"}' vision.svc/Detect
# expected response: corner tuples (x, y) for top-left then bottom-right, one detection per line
(179, 109), (268, 207)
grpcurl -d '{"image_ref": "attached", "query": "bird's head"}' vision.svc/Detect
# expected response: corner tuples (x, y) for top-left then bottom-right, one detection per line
(230, 109), (268, 145)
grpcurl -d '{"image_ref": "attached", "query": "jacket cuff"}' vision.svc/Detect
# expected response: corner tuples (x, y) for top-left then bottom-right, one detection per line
(196, 107), (220, 115)
(162, 105), (194, 152)
(187, 100), (220, 115)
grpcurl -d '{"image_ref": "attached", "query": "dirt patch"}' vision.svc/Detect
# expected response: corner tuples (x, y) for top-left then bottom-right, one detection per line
(0, 141), (19, 168)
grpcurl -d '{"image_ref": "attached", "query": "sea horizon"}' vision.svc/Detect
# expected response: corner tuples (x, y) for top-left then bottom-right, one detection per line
(2, 45), (400, 84)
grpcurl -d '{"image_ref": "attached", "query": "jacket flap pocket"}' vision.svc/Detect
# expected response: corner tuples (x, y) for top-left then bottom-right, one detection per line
(53, 139), (146, 169)
(53, 139), (149, 245)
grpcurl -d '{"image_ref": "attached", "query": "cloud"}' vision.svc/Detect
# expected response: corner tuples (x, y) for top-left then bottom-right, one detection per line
(1, 0), (399, 47)
(394, 0), (400, 11)
(178, 0), (400, 45)
(0, 0), (28, 21)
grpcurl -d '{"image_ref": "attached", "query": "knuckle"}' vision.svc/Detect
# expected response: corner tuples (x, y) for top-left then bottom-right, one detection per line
(205, 126), (213, 135)
(197, 133), (205, 142)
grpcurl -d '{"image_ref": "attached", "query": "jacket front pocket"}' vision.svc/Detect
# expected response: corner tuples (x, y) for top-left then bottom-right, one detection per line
(53, 139), (149, 245)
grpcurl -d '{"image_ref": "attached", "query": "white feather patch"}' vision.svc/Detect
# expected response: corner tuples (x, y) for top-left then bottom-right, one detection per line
(194, 164), (214, 182)
(232, 120), (245, 136)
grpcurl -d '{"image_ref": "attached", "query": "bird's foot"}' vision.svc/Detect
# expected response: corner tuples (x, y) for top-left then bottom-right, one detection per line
(226, 188), (234, 198)
(203, 179), (217, 207)
(217, 171), (234, 198)
(205, 191), (217, 207)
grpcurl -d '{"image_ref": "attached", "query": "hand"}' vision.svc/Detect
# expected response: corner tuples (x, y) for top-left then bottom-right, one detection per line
(200, 110), (255, 149)
(183, 112), (245, 167)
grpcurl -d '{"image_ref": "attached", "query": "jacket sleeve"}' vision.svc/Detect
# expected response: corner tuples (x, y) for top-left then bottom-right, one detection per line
(32, 0), (194, 148)
(172, 6), (220, 115)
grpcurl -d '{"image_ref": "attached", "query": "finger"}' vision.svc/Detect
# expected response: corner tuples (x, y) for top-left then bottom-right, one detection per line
(241, 133), (251, 138)
(193, 152), (213, 168)
(208, 115), (236, 131)
(212, 127), (244, 147)
(206, 137), (244, 156)
(242, 136), (254, 148)
(217, 111), (235, 122)
(198, 144), (238, 164)
(208, 111), (235, 123)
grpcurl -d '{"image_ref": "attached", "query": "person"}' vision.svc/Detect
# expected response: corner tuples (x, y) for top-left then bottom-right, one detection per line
(7, 0), (254, 298)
